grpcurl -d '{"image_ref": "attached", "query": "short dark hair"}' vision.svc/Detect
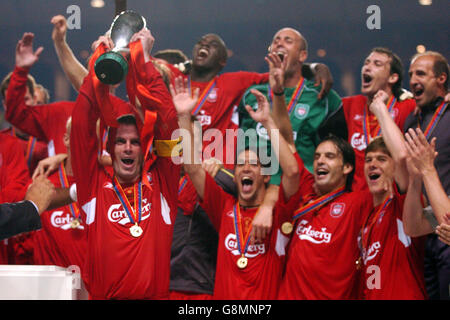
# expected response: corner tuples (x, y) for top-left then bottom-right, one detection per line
(154, 49), (188, 65)
(117, 114), (138, 127)
(365, 136), (391, 157)
(412, 51), (449, 91)
(319, 134), (355, 192)
(371, 47), (404, 98)
(196, 33), (228, 69)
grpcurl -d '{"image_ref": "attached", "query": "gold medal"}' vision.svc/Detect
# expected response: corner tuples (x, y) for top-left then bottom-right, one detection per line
(237, 256), (248, 269)
(130, 224), (143, 238)
(355, 257), (362, 270)
(70, 219), (81, 229)
(281, 222), (293, 235)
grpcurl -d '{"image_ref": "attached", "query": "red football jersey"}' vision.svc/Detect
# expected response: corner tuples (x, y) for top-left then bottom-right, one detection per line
(71, 63), (180, 299)
(183, 72), (268, 169)
(359, 185), (427, 299)
(0, 127), (48, 176)
(342, 95), (415, 190)
(200, 153), (313, 299)
(0, 133), (31, 264)
(279, 189), (373, 300)
(33, 170), (87, 271)
(0, 132), (30, 203)
(5, 67), (75, 156)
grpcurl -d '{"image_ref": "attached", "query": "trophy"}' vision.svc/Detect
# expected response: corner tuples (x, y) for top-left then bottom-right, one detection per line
(94, 10), (146, 85)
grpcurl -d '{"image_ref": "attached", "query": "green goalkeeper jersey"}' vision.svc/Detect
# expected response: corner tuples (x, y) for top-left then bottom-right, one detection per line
(238, 79), (342, 184)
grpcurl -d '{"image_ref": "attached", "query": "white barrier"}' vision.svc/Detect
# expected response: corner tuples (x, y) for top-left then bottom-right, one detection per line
(0, 265), (88, 300)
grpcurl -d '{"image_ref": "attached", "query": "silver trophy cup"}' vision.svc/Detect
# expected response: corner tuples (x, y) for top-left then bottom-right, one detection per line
(94, 10), (146, 85)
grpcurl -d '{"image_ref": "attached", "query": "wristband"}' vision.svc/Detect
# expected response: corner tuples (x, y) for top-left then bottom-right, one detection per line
(69, 184), (78, 202)
(273, 89), (285, 96)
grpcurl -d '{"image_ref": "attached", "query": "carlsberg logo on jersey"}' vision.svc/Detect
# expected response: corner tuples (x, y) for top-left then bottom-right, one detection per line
(296, 220), (332, 244)
(256, 122), (297, 142)
(51, 211), (84, 230)
(351, 133), (367, 151)
(224, 233), (266, 258)
(363, 241), (381, 265)
(107, 198), (152, 225)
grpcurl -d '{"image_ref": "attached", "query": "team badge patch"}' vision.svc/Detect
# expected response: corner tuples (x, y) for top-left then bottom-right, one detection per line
(207, 88), (218, 103)
(293, 103), (310, 120)
(103, 182), (114, 189)
(330, 203), (345, 218)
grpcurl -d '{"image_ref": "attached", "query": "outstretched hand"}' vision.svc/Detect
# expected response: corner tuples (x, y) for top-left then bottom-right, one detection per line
(245, 89), (271, 125)
(32, 153), (68, 180)
(130, 28), (154, 63)
(265, 52), (285, 95)
(404, 128), (438, 176)
(91, 35), (114, 53)
(170, 76), (200, 117)
(249, 205), (273, 245)
(313, 63), (334, 100)
(51, 15), (67, 43)
(16, 33), (44, 69)
(436, 213), (450, 246)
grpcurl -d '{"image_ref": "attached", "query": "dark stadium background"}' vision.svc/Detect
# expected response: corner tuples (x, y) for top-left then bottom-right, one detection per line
(0, 0), (447, 110)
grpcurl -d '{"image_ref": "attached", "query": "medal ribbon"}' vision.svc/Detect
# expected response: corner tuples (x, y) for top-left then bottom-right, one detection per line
(292, 186), (346, 221)
(25, 136), (36, 168)
(58, 163), (80, 221)
(233, 202), (254, 258)
(363, 95), (396, 145)
(268, 76), (305, 115)
(178, 176), (188, 195)
(10, 127), (37, 168)
(359, 195), (393, 260)
(188, 76), (217, 116)
(112, 176), (142, 226)
(421, 101), (448, 140)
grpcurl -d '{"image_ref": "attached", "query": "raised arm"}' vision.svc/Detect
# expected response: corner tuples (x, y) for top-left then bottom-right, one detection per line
(5, 33), (76, 143)
(245, 89), (299, 198)
(405, 128), (449, 225)
(265, 52), (294, 146)
(128, 28), (178, 139)
(403, 155), (433, 237)
(51, 15), (88, 92)
(70, 69), (102, 213)
(369, 90), (408, 191)
(302, 63), (334, 100)
(170, 76), (205, 198)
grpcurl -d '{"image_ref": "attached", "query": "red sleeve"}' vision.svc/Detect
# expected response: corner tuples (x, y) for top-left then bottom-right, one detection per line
(177, 177), (198, 215)
(199, 173), (234, 232)
(4, 67), (73, 142)
(139, 61), (179, 140)
(224, 71), (269, 94)
(70, 74), (102, 210)
(0, 134), (30, 202)
(276, 153), (315, 223)
(396, 99), (416, 132)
